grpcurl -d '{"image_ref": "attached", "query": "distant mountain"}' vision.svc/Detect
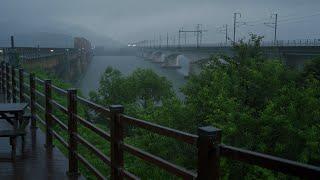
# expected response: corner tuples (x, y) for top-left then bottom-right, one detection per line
(0, 32), (73, 48)
(15, 32), (74, 48)
(0, 21), (124, 49)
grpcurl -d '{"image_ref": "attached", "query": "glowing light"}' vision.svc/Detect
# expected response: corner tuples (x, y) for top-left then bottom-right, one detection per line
(50, 49), (54, 52)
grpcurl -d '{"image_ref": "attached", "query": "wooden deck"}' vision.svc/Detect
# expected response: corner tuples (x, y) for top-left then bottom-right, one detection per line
(0, 94), (84, 180)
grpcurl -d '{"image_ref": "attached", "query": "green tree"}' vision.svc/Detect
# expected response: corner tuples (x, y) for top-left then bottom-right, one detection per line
(182, 35), (320, 179)
(90, 67), (173, 109)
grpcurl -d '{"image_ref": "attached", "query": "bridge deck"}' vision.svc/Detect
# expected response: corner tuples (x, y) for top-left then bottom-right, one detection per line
(0, 94), (84, 180)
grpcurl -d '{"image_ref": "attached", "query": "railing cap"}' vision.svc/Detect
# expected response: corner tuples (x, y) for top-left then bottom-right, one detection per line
(198, 126), (221, 136)
(109, 105), (124, 113)
(67, 88), (77, 92)
(44, 79), (52, 83)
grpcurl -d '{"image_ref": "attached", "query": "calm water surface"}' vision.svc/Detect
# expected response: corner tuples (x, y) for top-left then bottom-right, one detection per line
(78, 56), (187, 98)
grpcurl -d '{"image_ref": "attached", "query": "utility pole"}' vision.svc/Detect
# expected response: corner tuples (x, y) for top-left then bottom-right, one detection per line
(178, 28), (182, 48)
(196, 24), (201, 48)
(264, 13), (278, 45)
(179, 25), (207, 48)
(225, 24), (228, 44)
(166, 32), (169, 48)
(233, 12), (241, 43)
(274, 13), (278, 44)
(184, 31), (187, 46)
(9, 36), (16, 66)
(11, 36), (15, 48)
(159, 34), (162, 48)
(217, 24), (229, 45)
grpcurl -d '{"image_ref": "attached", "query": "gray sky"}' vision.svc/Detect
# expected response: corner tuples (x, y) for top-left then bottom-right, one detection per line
(0, 0), (319, 46)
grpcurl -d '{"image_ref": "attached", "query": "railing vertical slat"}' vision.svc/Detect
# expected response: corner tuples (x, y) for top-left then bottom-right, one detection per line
(6, 63), (10, 102)
(1, 62), (4, 93)
(110, 105), (125, 180)
(44, 79), (53, 148)
(0, 62), (3, 92)
(11, 66), (16, 103)
(197, 126), (222, 180)
(30, 73), (36, 129)
(67, 88), (79, 177)
(19, 68), (24, 102)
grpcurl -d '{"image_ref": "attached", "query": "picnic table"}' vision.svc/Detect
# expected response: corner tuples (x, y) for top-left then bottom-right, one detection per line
(0, 103), (29, 160)
(0, 103), (28, 129)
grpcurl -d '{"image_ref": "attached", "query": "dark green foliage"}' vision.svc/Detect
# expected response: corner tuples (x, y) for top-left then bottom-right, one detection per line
(90, 67), (173, 109)
(182, 35), (320, 179)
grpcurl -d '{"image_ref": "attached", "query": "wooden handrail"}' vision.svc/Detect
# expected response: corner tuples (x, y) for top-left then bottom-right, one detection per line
(75, 114), (111, 141)
(75, 152), (106, 180)
(220, 144), (320, 179)
(52, 129), (69, 149)
(51, 84), (67, 95)
(77, 96), (111, 116)
(120, 169), (140, 180)
(122, 143), (197, 179)
(51, 99), (68, 114)
(121, 115), (198, 145)
(35, 77), (44, 84)
(75, 134), (111, 165)
(1, 63), (318, 179)
(51, 113), (68, 131)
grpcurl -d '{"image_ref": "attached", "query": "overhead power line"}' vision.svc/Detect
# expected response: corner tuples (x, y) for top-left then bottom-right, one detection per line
(278, 12), (320, 23)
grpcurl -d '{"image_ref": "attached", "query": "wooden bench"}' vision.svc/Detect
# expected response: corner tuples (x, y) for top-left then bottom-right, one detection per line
(0, 115), (30, 161)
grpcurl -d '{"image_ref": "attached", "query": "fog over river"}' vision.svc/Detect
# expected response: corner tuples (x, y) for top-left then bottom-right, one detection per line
(78, 55), (188, 99)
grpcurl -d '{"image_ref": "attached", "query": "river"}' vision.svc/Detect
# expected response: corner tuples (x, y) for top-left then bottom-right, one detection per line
(77, 56), (188, 98)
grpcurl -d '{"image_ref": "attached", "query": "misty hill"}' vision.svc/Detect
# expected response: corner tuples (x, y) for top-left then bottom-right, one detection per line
(0, 21), (124, 49)
(0, 32), (74, 48)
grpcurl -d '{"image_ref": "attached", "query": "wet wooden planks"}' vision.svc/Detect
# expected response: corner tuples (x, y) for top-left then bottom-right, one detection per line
(0, 94), (85, 180)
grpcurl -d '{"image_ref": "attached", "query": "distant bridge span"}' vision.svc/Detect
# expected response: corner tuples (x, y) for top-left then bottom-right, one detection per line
(137, 45), (320, 76)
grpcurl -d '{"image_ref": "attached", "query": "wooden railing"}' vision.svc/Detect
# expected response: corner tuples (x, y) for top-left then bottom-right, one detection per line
(0, 61), (319, 180)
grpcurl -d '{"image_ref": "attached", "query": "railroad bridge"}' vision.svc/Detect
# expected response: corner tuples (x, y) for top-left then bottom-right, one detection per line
(0, 36), (92, 82)
(138, 43), (320, 76)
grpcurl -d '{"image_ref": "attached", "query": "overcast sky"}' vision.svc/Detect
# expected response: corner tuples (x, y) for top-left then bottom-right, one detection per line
(0, 0), (319, 46)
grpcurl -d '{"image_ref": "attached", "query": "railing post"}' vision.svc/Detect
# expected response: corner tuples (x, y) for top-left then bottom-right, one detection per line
(1, 62), (4, 93)
(0, 61), (2, 92)
(6, 63), (10, 102)
(19, 68), (24, 102)
(11, 67), (16, 103)
(110, 105), (124, 180)
(30, 73), (36, 129)
(197, 126), (222, 180)
(44, 79), (53, 148)
(67, 88), (79, 177)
